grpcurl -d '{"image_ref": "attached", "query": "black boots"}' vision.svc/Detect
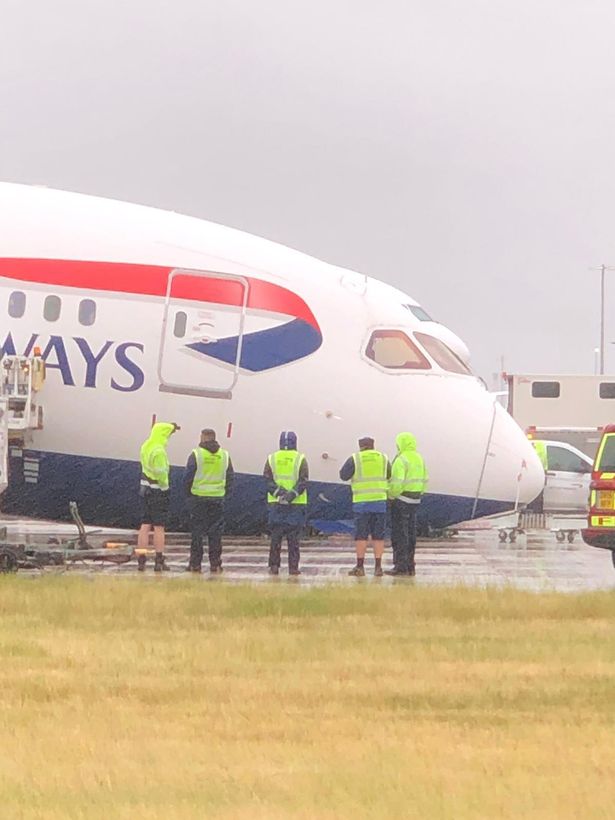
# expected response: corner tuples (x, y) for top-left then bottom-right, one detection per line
(154, 553), (169, 572)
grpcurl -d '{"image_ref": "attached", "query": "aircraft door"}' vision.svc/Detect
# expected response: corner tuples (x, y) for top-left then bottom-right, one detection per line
(157, 269), (249, 399)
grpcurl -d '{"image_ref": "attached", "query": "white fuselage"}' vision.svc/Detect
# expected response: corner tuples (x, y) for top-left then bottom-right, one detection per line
(0, 183), (543, 529)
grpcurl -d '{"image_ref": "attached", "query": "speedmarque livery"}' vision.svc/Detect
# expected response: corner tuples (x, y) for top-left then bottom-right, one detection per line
(0, 183), (543, 532)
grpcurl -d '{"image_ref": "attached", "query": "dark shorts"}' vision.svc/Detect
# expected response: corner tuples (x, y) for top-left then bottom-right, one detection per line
(354, 511), (386, 540)
(141, 490), (170, 527)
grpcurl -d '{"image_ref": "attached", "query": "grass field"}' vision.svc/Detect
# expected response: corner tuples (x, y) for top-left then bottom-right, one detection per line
(1, 579), (614, 819)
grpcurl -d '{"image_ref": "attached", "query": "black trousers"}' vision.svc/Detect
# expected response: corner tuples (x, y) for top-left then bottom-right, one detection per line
(390, 500), (417, 572)
(190, 497), (225, 569)
(269, 523), (301, 572)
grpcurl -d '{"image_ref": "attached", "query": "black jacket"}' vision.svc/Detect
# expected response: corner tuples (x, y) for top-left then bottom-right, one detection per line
(184, 441), (234, 497)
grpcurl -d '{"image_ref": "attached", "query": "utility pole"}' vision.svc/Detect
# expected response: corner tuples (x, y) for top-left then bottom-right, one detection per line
(601, 264), (606, 375)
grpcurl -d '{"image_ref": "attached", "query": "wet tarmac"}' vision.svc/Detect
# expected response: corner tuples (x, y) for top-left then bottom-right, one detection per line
(2, 518), (615, 592)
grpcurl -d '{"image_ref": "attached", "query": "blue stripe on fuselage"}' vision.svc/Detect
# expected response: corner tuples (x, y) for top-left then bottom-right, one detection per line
(4, 449), (512, 535)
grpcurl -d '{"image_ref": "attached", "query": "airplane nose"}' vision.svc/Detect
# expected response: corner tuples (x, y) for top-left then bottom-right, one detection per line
(483, 403), (544, 506)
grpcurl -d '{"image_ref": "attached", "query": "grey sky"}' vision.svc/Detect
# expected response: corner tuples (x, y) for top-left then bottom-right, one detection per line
(2, 0), (615, 381)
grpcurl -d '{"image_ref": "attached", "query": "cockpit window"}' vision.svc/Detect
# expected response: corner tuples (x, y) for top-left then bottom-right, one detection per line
(414, 333), (471, 375)
(365, 330), (431, 370)
(404, 304), (433, 322)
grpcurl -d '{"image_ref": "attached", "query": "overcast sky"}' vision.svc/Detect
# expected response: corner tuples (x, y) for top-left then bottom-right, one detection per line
(2, 0), (615, 381)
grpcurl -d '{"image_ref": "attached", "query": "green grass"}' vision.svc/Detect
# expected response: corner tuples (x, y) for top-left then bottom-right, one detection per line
(0, 579), (614, 818)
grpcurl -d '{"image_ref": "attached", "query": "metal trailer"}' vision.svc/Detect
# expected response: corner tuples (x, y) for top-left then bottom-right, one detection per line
(0, 502), (133, 573)
(454, 510), (587, 544)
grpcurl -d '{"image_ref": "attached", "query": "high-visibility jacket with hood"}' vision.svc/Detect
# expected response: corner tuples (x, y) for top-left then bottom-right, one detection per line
(388, 433), (428, 502)
(140, 422), (175, 492)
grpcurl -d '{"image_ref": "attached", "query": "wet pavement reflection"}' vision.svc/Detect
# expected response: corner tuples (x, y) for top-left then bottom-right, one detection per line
(2, 518), (614, 591)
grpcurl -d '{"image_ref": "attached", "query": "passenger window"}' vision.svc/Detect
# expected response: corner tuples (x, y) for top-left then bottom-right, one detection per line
(600, 383), (615, 399)
(43, 295), (61, 322)
(532, 381), (560, 398)
(78, 299), (96, 326)
(173, 311), (187, 338)
(8, 291), (26, 318)
(414, 333), (470, 375)
(365, 330), (431, 370)
(547, 446), (589, 473)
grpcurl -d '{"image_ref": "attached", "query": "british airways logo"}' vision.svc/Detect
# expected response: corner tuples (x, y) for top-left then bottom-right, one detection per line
(0, 333), (144, 392)
(186, 317), (321, 372)
(167, 270), (322, 372)
(0, 259), (323, 384)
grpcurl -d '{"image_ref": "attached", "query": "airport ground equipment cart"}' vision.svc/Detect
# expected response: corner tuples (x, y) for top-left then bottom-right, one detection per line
(455, 510), (586, 544)
(452, 510), (524, 542)
(0, 502), (133, 573)
(0, 353), (47, 497)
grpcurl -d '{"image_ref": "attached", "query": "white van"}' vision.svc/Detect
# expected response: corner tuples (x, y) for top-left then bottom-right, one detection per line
(534, 440), (593, 512)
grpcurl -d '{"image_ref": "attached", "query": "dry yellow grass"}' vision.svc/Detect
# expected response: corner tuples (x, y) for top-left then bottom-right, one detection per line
(0, 579), (614, 819)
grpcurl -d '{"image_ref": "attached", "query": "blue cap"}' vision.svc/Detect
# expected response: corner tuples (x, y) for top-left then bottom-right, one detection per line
(279, 431), (297, 450)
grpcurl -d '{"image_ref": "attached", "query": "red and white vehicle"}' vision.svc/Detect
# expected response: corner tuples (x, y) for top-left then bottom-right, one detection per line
(582, 424), (615, 569)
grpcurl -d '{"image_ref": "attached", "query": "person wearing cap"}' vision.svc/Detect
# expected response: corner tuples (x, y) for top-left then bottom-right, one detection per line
(183, 428), (234, 574)
(264, 431), (309, 576)
(386, 433), (428, 576)
(339, 437), (391, 577)
(137, 421), (180, 572)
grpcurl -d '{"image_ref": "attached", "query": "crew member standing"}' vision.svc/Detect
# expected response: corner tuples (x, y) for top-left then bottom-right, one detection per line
(527, 439), (548, 513)
(339, 437), (391, 577)
(264, 431), (308, 576)
(184, 429), (234, 574)
(138, 421), (180, 572)
(387, 432), (428, 576)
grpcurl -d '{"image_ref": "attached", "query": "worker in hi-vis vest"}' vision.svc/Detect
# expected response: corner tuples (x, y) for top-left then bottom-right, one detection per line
(183, 428), (234, 573)
(387, 432), (428, 576)
(531, 440), (548, 471)
(138, 421), (180, 572)
(527, 439), (548, 513)
(263, 431), (309, 576)
(339, 437), (391, 577)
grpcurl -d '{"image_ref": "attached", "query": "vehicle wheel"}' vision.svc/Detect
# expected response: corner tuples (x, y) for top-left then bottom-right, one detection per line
(567, 531), (576, 544)
(509, 531), (517, 543)
(498, 530), (508, 542)
(555, 531), (566, 543)
(0, 548), (19, 573)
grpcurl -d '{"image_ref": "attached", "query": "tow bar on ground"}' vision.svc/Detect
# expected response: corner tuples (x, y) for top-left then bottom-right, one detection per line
(0, 502), (134, 573)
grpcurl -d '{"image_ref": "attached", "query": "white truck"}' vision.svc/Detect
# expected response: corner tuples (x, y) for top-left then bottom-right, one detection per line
(531, 439), (592, 512)
(506, 373), (615, 459)
(503, 373), (614, 513)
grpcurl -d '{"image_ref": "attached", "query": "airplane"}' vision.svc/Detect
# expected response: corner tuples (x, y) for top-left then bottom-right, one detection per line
(0, 182), (543, 533)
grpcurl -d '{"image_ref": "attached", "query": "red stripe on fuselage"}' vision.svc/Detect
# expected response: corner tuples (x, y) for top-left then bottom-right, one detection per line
(0, 258), (319, 328)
